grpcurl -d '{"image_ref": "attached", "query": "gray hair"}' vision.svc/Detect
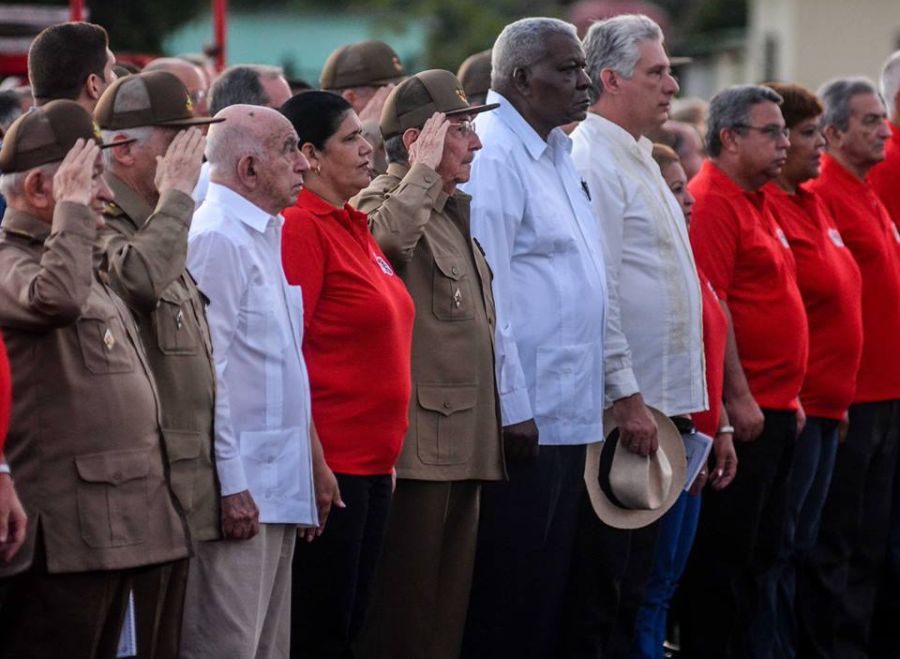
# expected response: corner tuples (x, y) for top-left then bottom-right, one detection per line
(0, 162), (59, 199)
(206, 119), (264, 181)
(209, 65), (284, 115)
(491, 17), (577, 89)
(583, 14), (663, 102)
(384, 135), (408, 165)
(706, 84), (783, 157)
(880, 51), (900, 121)
(818, 76), (882, 132)
(100, 126), (155, 167)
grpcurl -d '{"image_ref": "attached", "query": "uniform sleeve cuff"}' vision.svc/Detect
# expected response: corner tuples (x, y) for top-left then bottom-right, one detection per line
(54, 201), (97, 240)
(157, 189), (196, 227)
(605, 368), (640, 405)
(500, 387), (534, 427)
(217, 455), (248, 496)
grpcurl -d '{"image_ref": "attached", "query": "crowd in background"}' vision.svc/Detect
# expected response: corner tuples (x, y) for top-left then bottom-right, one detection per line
(0, 11), (899, 659)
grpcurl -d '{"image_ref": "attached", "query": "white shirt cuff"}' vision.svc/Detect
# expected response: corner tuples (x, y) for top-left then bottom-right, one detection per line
(500, 387), (534, 427)
(217, 455), (248, 497)
(605, 367), (641, 406)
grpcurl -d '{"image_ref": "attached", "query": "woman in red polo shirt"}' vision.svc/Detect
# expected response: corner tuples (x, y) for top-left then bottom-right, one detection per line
(279, 91), (415, 659)
(0, 332), (23, 563)
(761, 82), (864, 658)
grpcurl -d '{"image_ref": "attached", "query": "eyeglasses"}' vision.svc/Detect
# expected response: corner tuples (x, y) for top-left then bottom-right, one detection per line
(189, 89), (208, 106)
(450, 120), (476, 137)
(734, 123), (790, 140)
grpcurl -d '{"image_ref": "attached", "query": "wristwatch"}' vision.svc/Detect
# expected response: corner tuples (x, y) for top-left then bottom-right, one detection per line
(716, 425), (735, 436)
(0, 463), (10, 476)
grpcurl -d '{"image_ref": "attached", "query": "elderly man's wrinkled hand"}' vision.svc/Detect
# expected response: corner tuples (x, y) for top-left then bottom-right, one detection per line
(221, 489), (260, 540)
(53, 138), (101, 206)
(725, 392), (764, 443)
(0, 474), (27, 563)
(303, 462), (345, 543)
(408, 112), (450, 172)
(155, 127), (205, 197)
(612, 394), (659, 457)
(502, 418), (540, 462)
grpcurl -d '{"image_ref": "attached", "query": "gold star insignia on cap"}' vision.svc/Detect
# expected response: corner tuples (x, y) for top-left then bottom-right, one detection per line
(185, 94), (194, 114)
(103, 327), (116, 351)
(92, 121), (102, 141)
(455, 88), (469, 104)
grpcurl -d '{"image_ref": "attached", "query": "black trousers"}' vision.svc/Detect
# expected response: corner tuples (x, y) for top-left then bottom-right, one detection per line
(132, 557), (189, 659)
(461, 444), (586, 659)
(797, 400), (899, 659)
(290, 472), (392, 659)
(679, 408), (797, 659)
(560, 501), (661, 658)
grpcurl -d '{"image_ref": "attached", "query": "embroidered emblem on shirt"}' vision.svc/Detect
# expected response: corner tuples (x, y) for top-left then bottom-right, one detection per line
(374, 254), (395, 276)
(175, 309), (184, 330)
(103, 328), (116, 351)
(827, 227), (846, 247)
(892, 223), (900, 245)
(453, 287), (462, 308)
(775, 227), (791, 249)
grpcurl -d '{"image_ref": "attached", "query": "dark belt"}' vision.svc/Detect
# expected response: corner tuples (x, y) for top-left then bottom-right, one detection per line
(670, 416), (695, 434)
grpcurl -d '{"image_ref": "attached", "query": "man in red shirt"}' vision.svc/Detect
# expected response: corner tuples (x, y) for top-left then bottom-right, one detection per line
(680, 85), (809, 658)
(869, 50), (900, 225)
(804, 77), (900, 659)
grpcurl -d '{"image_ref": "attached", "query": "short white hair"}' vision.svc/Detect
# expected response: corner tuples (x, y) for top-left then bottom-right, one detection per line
(0, 161), (61, 201)
(206, 118), (263, 180)
(100, 126), (155, 167)
(583, 14), (664, 101)
(880, 50), (900, 121)
(491, 17), (577, 88)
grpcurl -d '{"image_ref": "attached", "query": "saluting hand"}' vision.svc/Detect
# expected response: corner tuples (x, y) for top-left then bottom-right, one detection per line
(358, 84), (395, 124)
(155, 127), (206, 197)
(53, 138), (101, 206)
(408, 112), (450, 172)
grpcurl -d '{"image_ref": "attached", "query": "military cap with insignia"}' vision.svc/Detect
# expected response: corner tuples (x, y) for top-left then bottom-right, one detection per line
(457, 49), (492, 102)
(380, 69), (499, 140)
(320, 40), (406, 91)
(0, 99), (135, 174)
(94, 70), (223, 130)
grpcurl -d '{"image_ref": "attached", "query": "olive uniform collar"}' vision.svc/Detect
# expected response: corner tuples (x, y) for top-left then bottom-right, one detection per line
(102, 171), (154, 229)
(1, 208), (52, 243)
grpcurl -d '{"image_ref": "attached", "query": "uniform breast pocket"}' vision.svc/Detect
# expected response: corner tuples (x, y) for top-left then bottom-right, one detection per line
(75, 449), (150, 548)
(76, 314), (135, 374)
(244, 285), (290, 353)
(155, 289), (199, 355)
(416, 384), (477, 465)
(432, 254), (475, 321)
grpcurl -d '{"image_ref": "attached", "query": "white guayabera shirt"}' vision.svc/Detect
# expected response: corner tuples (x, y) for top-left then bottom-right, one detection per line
(462, 90), (609, 446)
(571, 113), (707, 417)
(187, 182), (317, 526)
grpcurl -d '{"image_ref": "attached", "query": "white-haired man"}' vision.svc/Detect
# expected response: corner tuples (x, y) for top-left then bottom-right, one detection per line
(567, 14), (715, 657)
(459, 17), (608, 659)
(180, 105), (338, 659)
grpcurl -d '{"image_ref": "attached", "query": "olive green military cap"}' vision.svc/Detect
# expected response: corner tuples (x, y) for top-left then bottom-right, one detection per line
(320, 40), (406, 91)
(94, 70), (223, 130)
(457, 49), (492, 100)
(0, 100), (134, 174)
(380, 69), (499, 140)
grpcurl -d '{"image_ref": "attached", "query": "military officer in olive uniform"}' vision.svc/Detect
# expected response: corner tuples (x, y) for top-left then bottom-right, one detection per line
(0, 102), (189, 659)
(93, 70), (221, 659)
(352, 69), (504, 659)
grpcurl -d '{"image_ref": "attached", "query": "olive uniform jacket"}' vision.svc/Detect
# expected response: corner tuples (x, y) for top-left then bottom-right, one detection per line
(353, 163), (504, 482)
(99, 174), (219, 541)
(0, 203), (188, 577)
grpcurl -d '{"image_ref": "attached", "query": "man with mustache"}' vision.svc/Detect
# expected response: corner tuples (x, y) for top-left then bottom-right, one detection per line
(679, 85), (808, 658)
(458, 17), (608, 659)
(351, 68), (504, 659)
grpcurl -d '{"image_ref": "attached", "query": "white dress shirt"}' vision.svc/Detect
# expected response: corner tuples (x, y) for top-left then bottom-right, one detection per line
(187, 182), (317, 526)
(571, 113), (707, 416)
(461, 90), (608, 446)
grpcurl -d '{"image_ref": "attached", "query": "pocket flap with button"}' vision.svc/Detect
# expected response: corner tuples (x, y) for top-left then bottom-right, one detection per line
(161, 429), (203, 462)
(160, 288), (191, 305)
(75, 449), (150, 485)
(433, 254), (465, 280)
(418, 384), (478, 417)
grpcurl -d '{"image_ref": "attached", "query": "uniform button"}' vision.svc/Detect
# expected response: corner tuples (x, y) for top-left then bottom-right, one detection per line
(112, 471), (123, 482)
(267, 456), (274, 464)
(451, 265), (459, 276)
(442, 401), (451, 410)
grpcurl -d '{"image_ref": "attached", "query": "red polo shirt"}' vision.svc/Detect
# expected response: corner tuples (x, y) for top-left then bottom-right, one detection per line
(807, 154), (900, 403)
(688, 160), (808, 411)
(282, 188), (415, 475)
(869, 122), (900, 224)
(693, 269), (727, 437)
(765, 183), (863, 419)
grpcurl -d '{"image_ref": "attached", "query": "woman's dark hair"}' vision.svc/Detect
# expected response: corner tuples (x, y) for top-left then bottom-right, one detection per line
(764, 82), (823, 129)
(280, 90), (353, 151)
